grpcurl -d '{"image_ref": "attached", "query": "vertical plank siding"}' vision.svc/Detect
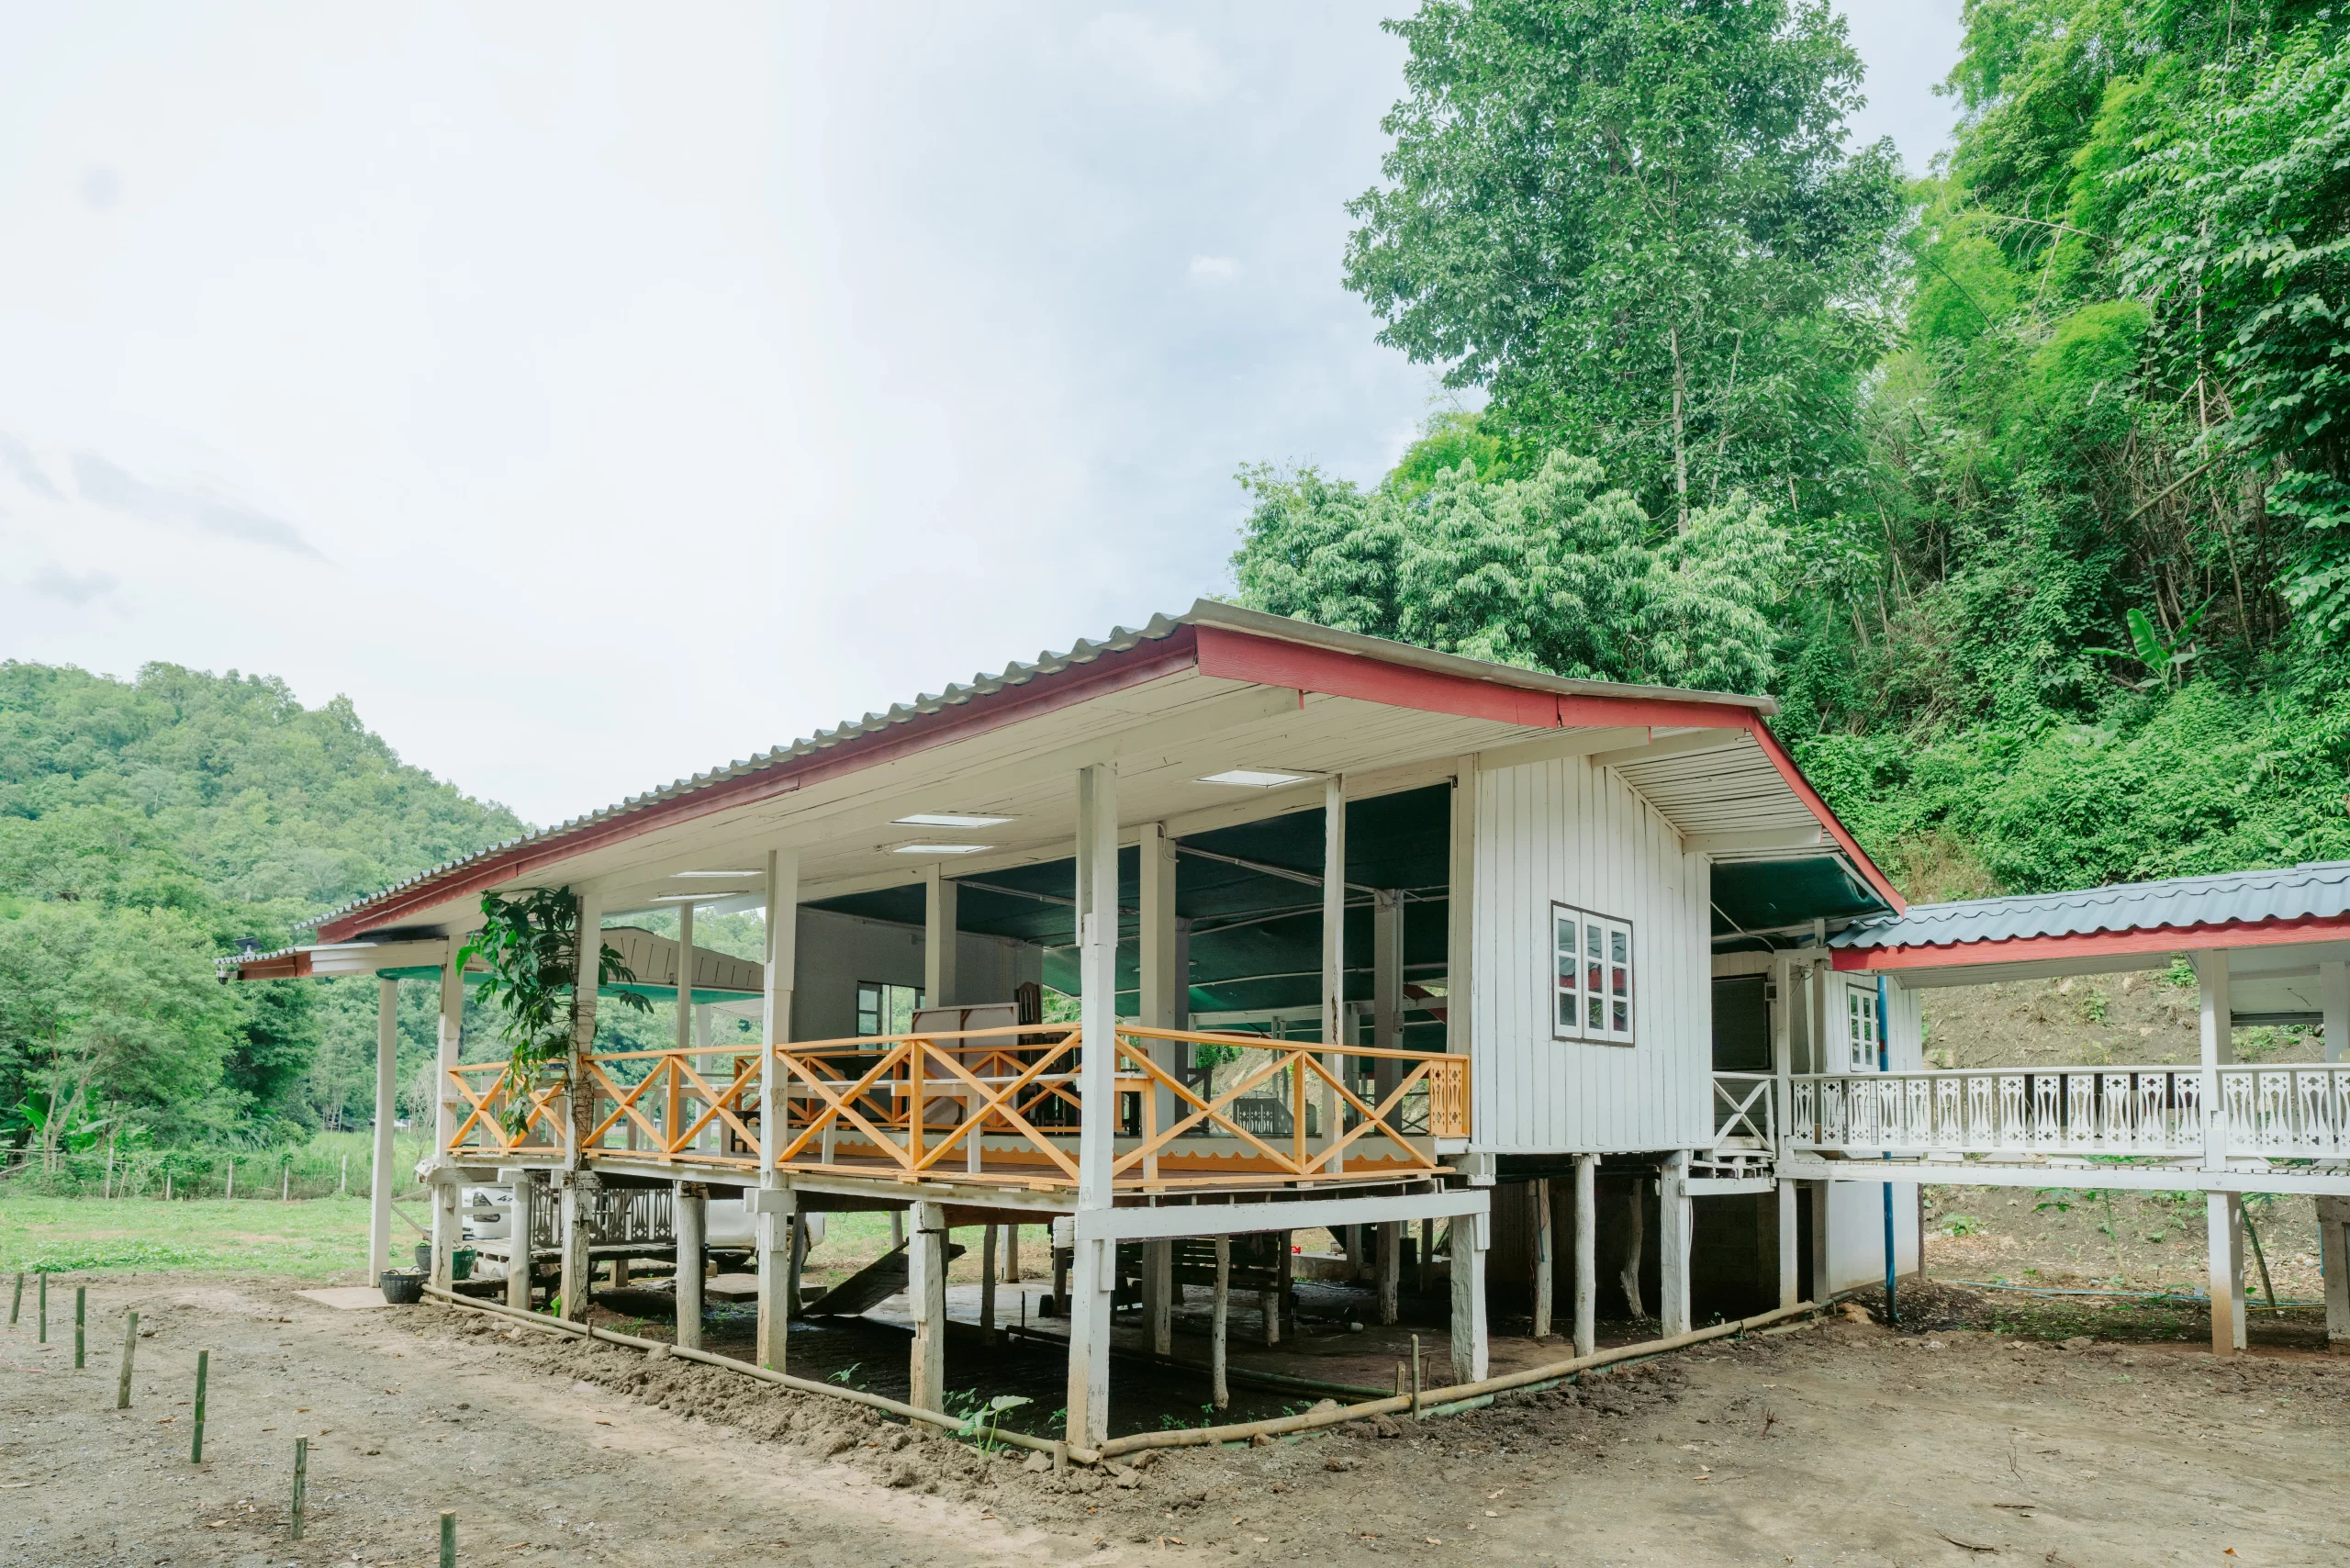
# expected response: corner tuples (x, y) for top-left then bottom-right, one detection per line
(1471, 756), (1711, 1153)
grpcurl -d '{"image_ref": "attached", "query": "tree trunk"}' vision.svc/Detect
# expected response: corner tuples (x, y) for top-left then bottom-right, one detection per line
(1669, 324), (1690, 532)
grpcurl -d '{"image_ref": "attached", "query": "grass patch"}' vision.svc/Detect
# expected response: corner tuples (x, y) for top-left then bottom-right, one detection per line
(0, 1194), (375, 1280)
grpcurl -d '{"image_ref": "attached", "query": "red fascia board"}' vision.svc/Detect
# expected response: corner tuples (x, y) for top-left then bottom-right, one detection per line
(1741, 722), (1907, 914)
(1194, 623), (1759, 732)
(318, 627), (1204, 942)
(1831, 912), (2350, 972)
(233, 953), (311, 981)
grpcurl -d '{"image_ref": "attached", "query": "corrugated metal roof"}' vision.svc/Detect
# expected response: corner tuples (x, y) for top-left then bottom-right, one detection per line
(298, 613), (1190, 931)
(1832, 860), (2350, 951)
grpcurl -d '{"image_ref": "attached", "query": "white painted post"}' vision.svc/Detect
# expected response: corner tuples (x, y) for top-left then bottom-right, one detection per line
(757, 849), (800, 1366)
(2198, 950), (2232, 1171)
(910, 1201), (947, 1414)
(923, 864), (957, 1010)
(1572, 1154), (1596, 1359)
(557, 1176), (594, 1323)
(1772, 951), (1795, 1137)
(1211, 1235), (1231, 1410)
(1372, 888), (1404, 1112)
(1531, 1180), (1553, 1338)
(1139, 821), (1181, 1145)
(506, 1173), (538, 1310)
(2322, 959), (2349, 1065)
(369, 976), (398, 1289)
(1146, 1239), (1172, 1356)
(559, 888), (604, 1323)
(981, 1221), (999, 1346)
(1320, 776), (1347, 1153)
(674, 1182), (706, 1350)
(1449, 1208), (1488, 1383)
(1661, 1151), (1692, 1337)
(430, 958), (465, 1287)
(1003, 1222), (1020, 1282)
(2207, 1191), (2246, 1355)
(1446, 757), (1475, 1058)
(2316, 1196), (2350, 1349)
(1376, 1220), (1401, 1327)
(674, 902), (696, 1150)
(1067, 761), (1121, 1450)
(1419, 1215), (1437, 1296)
(1776, 1179), (1800, 1310)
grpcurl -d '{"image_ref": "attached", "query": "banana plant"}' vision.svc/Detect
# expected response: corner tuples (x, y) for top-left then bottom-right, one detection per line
(2087, 599), (2213, 689)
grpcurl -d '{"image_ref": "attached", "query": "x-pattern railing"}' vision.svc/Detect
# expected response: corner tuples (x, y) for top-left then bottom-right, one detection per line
(445, 1060), (567, 1158)
(578, 1046), (764, 1167)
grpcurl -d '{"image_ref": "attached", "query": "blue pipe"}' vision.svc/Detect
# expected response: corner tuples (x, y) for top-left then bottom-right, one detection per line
(1879, 975), (1896, 1327)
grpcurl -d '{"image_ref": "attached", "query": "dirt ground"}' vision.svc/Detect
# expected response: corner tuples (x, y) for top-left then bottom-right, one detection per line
(6, 1274), (2345, 1568)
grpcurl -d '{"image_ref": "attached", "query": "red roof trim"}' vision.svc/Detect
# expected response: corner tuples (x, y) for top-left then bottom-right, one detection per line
(1741, 723), (1906, 914)
(317, 627), (1203, 941)
(1831, 912), (2350, 972)
(233, 952), (312, 981)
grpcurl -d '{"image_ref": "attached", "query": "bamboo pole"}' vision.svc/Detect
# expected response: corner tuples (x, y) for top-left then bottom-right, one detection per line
(9, 1271), (20, 1327)
(439, 1509), (454, 1567)
(1094, 1298), (1822, 1461)
(38, 1272), (47, 1342)
(291, 1437), (308, 1538)
(116, 1311), (139, 1408)
(191, 1350), (209, 1462)
(74, 1287), (85, 1369)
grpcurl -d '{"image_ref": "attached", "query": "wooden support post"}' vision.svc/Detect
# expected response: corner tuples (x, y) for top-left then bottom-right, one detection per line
(290, 1435), (308, 1540)
(1139, 821), (1181, 1146)
(788, 1213), (808, 1322)
(369, 976), (398, 1287)
(190, 1349), (207, 1462)
(439, 1510), (456, 1568)
(923, 863), (958, 1009)
(116, 1310), (138, 1408)
(1266, 1232), (1290, 1346)
(1066, 760), (1120, 1452)
(754, 1185), (796, 1371)
(1145, 1238), (1172, 1356)
(1418, 1215), (1436, 1295)
(674, 1182), (706, 1351)
(1377, 1220), (1400, 1327)
(1661, 1151), (1692, 1338)
(567, 885), (602, 1169)
(507, 1175), (539, 1312)
(74, 1286), (84, 1369)
(431, 958), (464, 1283)
(910, 1202), (948, 1416)
(10, 1271), (20, 1327)
(1620, 1180), (1647, 1320)
(431, 1177), (459, 1292)
(558, 1177), (594, 1324)
(1572, 1154), (1597, 1359)
(981, 1221), (999, 1346)
(1449, 1210), (1488, 1384)
(2208, 1191), (2247, 1356)
(1002, 1223), (1020, 1283)
(1530, 1180), (1553, 1339)
(1776, 1177), (1800, 1311)
(1211, 1236), (1231, 1411)
(1319, 776), (1347, 1153)
(2199, 951), (2232, 1171)
(2316, 1195), (2350, 1351)
(38, 1271), (46, 1341)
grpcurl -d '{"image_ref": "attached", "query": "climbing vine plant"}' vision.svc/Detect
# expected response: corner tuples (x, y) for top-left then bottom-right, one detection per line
(458, 886), (648, 1133)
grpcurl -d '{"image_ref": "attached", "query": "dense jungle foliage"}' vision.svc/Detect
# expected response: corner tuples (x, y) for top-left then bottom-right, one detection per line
(1238, 0), (2350, 900)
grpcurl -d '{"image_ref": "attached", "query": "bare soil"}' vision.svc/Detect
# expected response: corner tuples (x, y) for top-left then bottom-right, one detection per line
(6, 1274), (2345, 1567)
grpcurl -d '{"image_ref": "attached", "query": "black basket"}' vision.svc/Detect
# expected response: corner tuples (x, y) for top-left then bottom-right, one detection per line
(380, 1270), (426, 1305)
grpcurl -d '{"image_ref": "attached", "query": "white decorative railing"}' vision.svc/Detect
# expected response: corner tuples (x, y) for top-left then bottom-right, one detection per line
(1789, 1063), (2350, 1162)
(1710, 1072), (1775, 1150)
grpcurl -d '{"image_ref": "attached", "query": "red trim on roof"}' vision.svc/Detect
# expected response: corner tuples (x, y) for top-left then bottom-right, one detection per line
(317, 627), (1204, 941)
(1193, 624), (1761, 732)
(1741, 723), (1906, 914)
(233, 952), (312, 981)
(1831, 912), (2350, 971)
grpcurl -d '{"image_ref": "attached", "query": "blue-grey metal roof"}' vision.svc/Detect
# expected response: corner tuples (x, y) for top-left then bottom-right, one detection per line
(1832, 860), (2350, 951)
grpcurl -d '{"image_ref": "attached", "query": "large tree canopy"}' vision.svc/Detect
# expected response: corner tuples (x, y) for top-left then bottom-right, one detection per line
(1344, 0), (1904, 527)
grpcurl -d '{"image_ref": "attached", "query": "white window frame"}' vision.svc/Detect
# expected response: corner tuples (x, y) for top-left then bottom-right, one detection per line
(1550, 902), (1635, 1046)
(1844, 980), (1883, 1072)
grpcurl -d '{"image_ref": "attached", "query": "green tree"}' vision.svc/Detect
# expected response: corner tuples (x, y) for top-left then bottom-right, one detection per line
(1344, 0), (1903, 528)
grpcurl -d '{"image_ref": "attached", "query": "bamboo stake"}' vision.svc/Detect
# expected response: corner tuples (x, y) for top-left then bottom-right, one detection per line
(290, 1435), (308, 1538)
(116, 1311), (139, 1408)
(191, 1350), (209, 1462)
(74, 1287), (85, 1368)
(38, 1272), (47, 1342)
(340, 1153), (348, 1196)
(439, 1509), (453, 1567)
(224, 1159), (233, 1201)
(9, 1271), (20, 1327)
(1410, 1334), (1422, 1418)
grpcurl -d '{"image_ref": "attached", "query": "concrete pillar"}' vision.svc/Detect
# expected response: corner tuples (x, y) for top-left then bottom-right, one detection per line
(1067, 761), (1120, 1450)
(1139, 821), (1181, 1150)
(754, 1184), (796, 1370)
(431, 959), (465, 1285)
(1320, 776), (1347, 1148)
(674, 1182), (706, 1350)
(910, 1202), (948, 1413)
(369, 976), (398, 1288)
(756, 849), (800, 1364)
(2323, 959), (2349, 1065)
(981, 1221), (1000, 1345)
(2208, 1192), (2247, 1355)
(923, 864), (958, 1009)
(1776, 1178), (1800, 1309)
(504, 1173), (539, 1309)
(1808, 1181), (1830, 1302)
(1661, 1151), (1692, 1338)
(2199, 950), (2232, 1170)
(1211, 1235), (1231, 1410)
(1531, 1180), (1553, 1338)
(673, 902), (696, 1152)
(1145, 1238), (1172, 1356)
(2317, 1195), (2349, 1350)
(1449, 1209), (1488, 1383)
(1572, 1154), (1596, 1358)
(1372, 888), (1404, 1106)
(558, 1175), (596, 1323)
(1376, 1220), (1400, 1327)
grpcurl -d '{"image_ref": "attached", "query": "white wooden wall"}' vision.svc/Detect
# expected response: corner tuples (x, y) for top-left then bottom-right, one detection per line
(1824, 972), (1923, 1292)
(1468, 755), (1713, 1153)
(789, 908), (1041, 1040)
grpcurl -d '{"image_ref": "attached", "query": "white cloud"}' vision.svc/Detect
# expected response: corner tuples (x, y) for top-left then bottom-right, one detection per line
(1079, 12), (1228, 103)
(29, 564), (119, 604)
(1188, 254), (1242, 284)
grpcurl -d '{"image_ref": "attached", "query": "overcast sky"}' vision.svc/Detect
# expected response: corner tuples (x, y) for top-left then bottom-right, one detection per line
(0, 2), (1964, 829)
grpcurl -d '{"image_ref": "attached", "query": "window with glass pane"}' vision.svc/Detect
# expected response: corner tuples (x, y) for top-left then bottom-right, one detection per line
(1550, 902), (1634, 1045)
(1846, 984), (1881, 1071)
(855, 981), (925, 1036)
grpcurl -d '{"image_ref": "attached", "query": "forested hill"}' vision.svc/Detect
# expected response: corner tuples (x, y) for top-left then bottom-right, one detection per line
(1236, 0), (2350, 902)
(1, 662), (524, 1150)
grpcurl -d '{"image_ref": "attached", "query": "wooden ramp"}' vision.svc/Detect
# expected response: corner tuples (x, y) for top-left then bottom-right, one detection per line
(802, 1240), (965, 1318)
